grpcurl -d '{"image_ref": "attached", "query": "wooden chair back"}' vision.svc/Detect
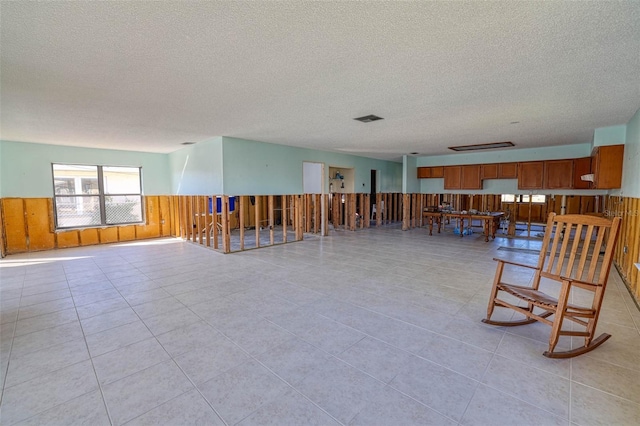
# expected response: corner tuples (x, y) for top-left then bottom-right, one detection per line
(536, 213), (620, 289)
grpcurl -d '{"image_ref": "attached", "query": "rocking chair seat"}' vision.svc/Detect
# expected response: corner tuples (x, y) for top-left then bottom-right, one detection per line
(497, 283), (596, 315)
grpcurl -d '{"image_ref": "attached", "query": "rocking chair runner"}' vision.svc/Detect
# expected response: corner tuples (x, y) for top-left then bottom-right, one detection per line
(482, 212), (622, 358)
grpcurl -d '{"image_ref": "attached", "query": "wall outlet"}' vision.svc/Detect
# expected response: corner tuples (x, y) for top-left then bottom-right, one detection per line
(623, 246), (628, 254)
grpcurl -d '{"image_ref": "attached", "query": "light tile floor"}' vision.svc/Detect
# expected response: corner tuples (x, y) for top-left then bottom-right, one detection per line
(1, 226), (640, 425)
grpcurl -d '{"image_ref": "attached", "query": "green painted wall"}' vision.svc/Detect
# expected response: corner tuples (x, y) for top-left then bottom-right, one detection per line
(417, 143), (591, 168)
(593, 124), (627, 147)
(403, 155), (419, 194)
(168, 137), (223, 195)
(0, 140), (170, 198)
(221, 137), (402, 195)
(621, 108), (640, 198)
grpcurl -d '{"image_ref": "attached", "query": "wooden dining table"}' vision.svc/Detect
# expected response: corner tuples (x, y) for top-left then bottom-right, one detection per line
(423, 211), (504, 242)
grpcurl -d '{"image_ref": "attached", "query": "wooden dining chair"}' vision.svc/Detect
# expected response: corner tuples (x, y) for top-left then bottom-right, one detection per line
(482, 212), (622, 358)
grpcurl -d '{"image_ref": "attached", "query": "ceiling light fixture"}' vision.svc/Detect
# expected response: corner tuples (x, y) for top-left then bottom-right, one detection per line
(448, 141), (514, 152)
(354, 114), (384, 123)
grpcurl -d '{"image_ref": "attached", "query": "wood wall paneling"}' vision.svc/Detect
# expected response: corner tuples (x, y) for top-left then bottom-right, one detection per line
(2, 198), (28, 253)
(136, 196), (161, 240)
(99, 227), (119, 244)
(78, 228), (99, 246)
(56, 230), (79, 248)
(118, 226), (136, 241)
(0, 201), (5, 257)
(24, 198), (55, 251)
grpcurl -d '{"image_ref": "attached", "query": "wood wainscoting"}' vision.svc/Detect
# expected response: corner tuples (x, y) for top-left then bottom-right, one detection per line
(607, 196), (640, 305)
(0, 196), (175, 256)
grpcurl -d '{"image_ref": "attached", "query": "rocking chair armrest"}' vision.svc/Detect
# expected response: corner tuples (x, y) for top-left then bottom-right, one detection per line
(539, 271), (601, 289)
(492, 258), (540, 271)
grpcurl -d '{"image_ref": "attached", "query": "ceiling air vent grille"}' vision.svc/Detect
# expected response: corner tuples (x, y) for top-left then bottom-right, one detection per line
(354, 115), (384, 123)
(448, 141), (514, 152)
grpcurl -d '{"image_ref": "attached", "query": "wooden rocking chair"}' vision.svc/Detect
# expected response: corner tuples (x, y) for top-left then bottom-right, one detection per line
(482, 213), (621, 358)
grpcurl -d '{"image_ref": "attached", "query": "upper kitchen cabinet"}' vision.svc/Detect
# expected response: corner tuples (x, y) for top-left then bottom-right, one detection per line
(591, 145), (624, 189)
(517, 161), (544, 189)
(544, 159), (574, 189)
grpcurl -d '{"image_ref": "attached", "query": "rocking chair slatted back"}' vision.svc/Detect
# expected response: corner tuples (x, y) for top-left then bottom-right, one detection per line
(541, 214), (616, 285)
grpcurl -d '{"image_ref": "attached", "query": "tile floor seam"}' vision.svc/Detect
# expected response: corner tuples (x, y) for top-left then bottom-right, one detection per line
(183, 301), (404, 425)
(142, 293), (255, 425)
(382, 378), (467, 424)
(63, 261), (115, 426)
(478, 380), (571, 422)
(0, 358), (97, 425)
(462, 328), (510, 423)
(581, 351), (640, 374)
(0, 298), (20, 408)
(132, 361), (212, 425)
(569, 377), (640, 407)
(297, 292), (499, 355)
(232, 385), (345, 426)
(0, 270), (28, 384)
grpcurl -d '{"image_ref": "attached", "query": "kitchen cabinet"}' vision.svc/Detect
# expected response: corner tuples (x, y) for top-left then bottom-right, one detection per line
(498, 162), (518, 179)
(461, 165), (482, 189)
(417, 167), (431, 178)
(444, 165), (482, 189)
(444, 166), (462, 189)
(430, 166), (444, 178)
(417, 166), (444, 179)
(573, 157), (592, 190)
(518, 161), (544, 189)
(481, 164), (498, 179)
(591, 145), (624, 189)
(544, 159), (574, 189)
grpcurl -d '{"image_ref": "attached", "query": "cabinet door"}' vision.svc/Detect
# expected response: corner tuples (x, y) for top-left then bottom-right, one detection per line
(544, 159), (574, 189)
(517, 162), (544, 189)
(461, 165), (482, 189)
(573, 157), (592, 189)
(593, 145), (624, 189)
(431, 166), (444, 178)
(443, 166), (461, 189)
(498, 162), (518, 179)
(481, 164), (498, 179)
(417, 167), (431, 178)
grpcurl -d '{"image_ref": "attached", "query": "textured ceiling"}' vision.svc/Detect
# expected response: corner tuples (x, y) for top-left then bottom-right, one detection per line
(1, 1), (639, 161)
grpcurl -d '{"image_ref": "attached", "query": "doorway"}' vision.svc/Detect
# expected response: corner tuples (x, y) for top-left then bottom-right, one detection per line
(303, 162), (323, 194)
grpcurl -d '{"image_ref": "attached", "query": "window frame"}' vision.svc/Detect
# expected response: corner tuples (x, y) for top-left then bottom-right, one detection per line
(501, 194), (547, 204)
(52, 163), (144, 230)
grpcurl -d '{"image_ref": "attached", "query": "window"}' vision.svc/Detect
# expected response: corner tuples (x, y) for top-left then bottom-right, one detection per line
(53, 164), (143, 229)
(522, 194), (546, 203)
(501, 194), (546, 204)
